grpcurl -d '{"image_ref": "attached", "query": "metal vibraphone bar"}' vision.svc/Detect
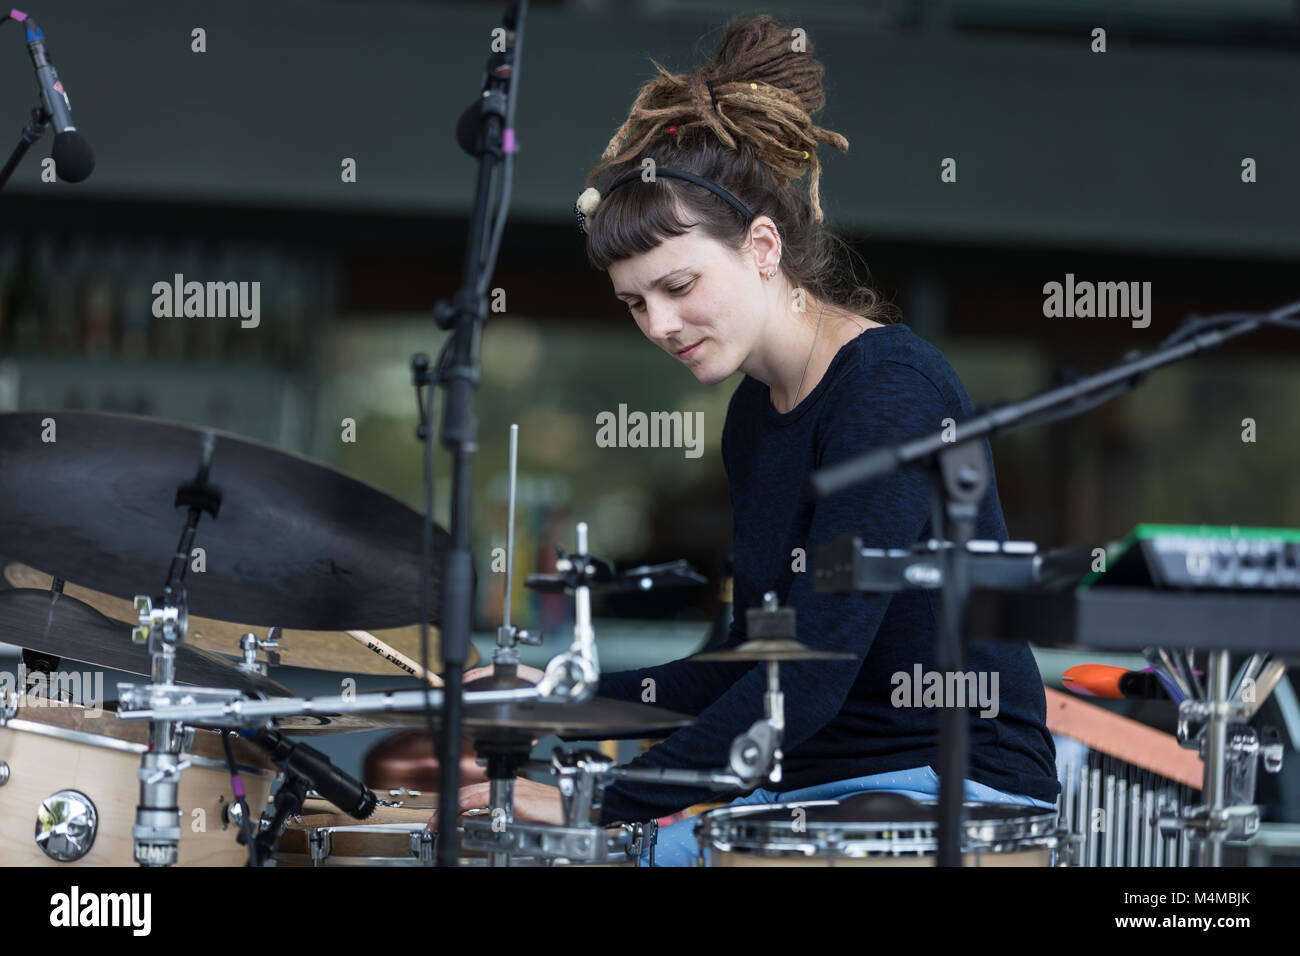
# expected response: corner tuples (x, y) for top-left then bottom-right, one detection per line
(1058, 749), (1197, 866)
(1045, 687), (1203, 867)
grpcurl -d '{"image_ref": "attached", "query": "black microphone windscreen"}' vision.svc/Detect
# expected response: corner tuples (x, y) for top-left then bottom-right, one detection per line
(456, 99), (482, 156)
(52, 131), (95, 183)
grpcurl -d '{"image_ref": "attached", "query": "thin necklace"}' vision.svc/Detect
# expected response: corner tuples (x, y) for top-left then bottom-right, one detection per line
(790, 300), (827, 411)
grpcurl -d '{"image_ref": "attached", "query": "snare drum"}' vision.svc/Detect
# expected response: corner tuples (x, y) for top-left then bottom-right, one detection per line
(696, 792), (1057, 866)
(0, 702), (276, 866)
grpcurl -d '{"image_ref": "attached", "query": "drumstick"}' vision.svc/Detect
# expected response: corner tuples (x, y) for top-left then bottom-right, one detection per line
(344, 630), (444, 687)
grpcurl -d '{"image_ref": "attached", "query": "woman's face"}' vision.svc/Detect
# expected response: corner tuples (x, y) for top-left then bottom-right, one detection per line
(607, 228), (765, 386)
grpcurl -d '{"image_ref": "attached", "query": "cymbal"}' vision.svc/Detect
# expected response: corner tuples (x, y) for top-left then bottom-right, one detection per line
(271, 713), (429, 734)
(0, 411), (453, 630)
(0, 588), (294, 698)
(276, 694), (694, 742)
(454, 696), (693, 741)
(3, 564), (479, 675)
(691, 639), (856, 662)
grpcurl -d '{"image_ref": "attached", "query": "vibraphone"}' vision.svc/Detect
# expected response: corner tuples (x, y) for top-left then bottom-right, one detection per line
(1046, 687), (1204, 866)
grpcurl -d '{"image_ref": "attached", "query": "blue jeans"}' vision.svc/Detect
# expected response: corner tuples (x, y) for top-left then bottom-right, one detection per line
(643, 765), (1057, 867)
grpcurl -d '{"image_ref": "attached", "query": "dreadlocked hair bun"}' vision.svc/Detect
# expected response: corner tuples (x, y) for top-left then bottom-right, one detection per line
(587, 14), (848, 222)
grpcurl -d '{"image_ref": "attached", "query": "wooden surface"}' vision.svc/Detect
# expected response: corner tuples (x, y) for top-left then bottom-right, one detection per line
(0, 713), (273, 866)
(1044, 686), (1204, 789)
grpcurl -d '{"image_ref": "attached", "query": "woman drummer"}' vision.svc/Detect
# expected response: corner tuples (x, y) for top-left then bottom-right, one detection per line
(440, 14), (1060, 866)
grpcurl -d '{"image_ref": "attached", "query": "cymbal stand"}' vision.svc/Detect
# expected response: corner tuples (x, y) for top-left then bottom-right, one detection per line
(118, 432), (223, 866)
(465, 748), (654, 865)
(728, 592), (788, 784)
(463, 598), (797, 866)
(1146, 649), (1287, 865)
(534, 522), (600, 703)
(463, 737), (533, 868)
(489, 424), (542, 679)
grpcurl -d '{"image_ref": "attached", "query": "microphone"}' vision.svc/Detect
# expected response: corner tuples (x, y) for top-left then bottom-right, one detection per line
(250, 729), (377, 819)
(22, 16), (94, 182)
(454, 1), (521, 157)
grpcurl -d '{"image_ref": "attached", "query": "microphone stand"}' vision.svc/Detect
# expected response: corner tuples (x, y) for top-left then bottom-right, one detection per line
(0, 105), (48, 191)
(415, 0), (527, 868)
(809, 300), (1300, 867)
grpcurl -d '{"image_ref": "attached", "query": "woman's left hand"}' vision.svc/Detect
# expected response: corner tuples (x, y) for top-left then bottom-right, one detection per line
(428, 777), (566, 831)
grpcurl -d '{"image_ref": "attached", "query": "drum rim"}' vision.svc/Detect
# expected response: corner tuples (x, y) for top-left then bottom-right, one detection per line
(1, 715), (277, 778)
(695, 799), (1059, 858)
(273, 823), (650, 866)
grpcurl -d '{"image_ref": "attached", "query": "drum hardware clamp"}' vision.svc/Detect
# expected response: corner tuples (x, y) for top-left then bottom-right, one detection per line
(533, 522), (602, 704)
(238, 630), (281, 676)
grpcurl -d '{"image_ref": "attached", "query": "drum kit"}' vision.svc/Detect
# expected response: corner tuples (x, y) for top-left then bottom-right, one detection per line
(0, 405), (1080, 868)
(2, 0), (1291, 867)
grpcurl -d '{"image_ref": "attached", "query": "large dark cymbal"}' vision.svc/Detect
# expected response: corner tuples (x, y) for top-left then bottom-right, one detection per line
(0, 588), (294, 699)
(0, 411), (452, 630)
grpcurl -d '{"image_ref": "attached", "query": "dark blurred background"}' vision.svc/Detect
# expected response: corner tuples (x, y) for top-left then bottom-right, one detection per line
(1, 0), (1298, 851)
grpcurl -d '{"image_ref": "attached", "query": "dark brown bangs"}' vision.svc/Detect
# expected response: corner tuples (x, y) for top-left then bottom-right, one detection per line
(585, 180), (699, 272)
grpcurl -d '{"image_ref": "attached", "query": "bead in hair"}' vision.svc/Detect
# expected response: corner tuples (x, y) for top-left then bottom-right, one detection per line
(575, 186), (601, 234)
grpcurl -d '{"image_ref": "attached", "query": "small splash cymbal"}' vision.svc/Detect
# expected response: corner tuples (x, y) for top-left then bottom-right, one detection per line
(691, 639), (856, 662)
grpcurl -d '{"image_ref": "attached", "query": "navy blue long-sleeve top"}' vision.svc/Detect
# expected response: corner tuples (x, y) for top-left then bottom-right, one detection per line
(595, 323), (1059, 825)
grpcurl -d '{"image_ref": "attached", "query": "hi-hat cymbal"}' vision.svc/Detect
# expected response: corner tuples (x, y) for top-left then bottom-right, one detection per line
(691, 639), (856, 662)
(0, 411), (454, 630)
(0, 588), (294, 698)
(448, 696), (693, 741)
(3, 563), (479, 675)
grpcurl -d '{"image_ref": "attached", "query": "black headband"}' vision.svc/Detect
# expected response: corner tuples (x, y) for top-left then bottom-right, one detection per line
(605, 166), (755, 223)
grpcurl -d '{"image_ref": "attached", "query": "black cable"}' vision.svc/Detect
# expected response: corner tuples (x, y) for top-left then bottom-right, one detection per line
(222, 730), (258, 867)
(417, 369), (439, 822)
(476, 0), (526, 296)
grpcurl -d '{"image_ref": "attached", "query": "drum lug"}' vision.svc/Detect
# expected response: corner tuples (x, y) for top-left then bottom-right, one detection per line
(36, 789), (99, 862)
(0, 760), (9, 786)
(221, 794), (247, 832)
(308, 828), (332, 866)
(1055, 829), (1084, 866)
(409, 828), (434, 865)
